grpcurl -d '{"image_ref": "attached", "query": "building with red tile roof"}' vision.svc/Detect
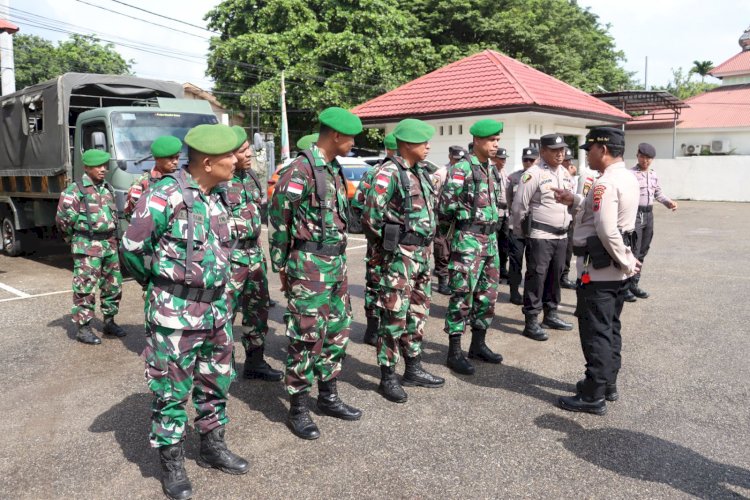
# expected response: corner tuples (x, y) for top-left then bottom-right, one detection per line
(351, 50), (629, 168)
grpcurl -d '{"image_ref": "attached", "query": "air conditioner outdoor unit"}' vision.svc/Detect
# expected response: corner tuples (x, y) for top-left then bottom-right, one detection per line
(681, 143), (703, 156)
(710, 139), (731, 154)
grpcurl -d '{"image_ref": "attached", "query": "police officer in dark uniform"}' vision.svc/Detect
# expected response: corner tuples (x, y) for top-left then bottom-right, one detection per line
(506, 147), (538, 305)
(491, 147), (511, 284)
(552, 127), (640, 415)
(433, 146), (465, 295)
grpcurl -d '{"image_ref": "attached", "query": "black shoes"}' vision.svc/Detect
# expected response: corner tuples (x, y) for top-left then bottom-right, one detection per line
(158, 443), (192, 500)
(362, 316), (379, 347)
(541, 311), (573, 331)
(560, 276), (577, 289)
(243, 347), (283, 381)
(558, 393), (607, 415)
(196, 427), (249, 475)
(446, 334), (475, 375)
(379, 365), (408, 403)
(467, 328), (503, 364)
(509, 287), (523, 305)
(402, 355), (445, 388)
(576, 379), (619, 402)
(76, 324), (101, 345)
(623, 289), (637, 302)
(288, 393), (320, 440)
(317, 379), (362, 420)
(103, 317), (126, 337)
(522, 314), (549, 341)
(268, 298), (278, 307)
(436, 276), (452, 296)
(631, 282), (650, 299)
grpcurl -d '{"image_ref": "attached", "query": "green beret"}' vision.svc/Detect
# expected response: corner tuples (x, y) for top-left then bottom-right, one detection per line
(231, 125), (248, 149)
(383, 133), (397, 150)
(319, 107), (363, 136)
(184, 124), (238, 155)
(82, 149), (110, 167)
(393, 118), (435, 144)
(150, 136), (182, 158)
(296, 133), (319, 150)
(469, 119), (504, 138)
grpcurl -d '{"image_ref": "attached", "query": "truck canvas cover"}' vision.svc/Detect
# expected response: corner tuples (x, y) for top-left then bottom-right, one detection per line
(0, 73), (183, 177)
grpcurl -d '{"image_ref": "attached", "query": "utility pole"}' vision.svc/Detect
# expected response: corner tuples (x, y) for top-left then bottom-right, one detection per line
(0, 0), (19, 96)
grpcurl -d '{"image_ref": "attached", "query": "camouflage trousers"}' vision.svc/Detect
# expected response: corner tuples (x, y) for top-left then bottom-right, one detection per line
(71, 252), (122, 325)
(364, 245), (382, 320)
(284, 277), (351, 395)
(142, 321), (235, 448)
(376, 253), (430, 367)
(226, 250), (269, 351)
(445, 251), (500, 335)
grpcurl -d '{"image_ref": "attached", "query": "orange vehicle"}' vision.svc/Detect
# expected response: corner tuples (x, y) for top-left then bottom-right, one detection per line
(266, 156), (372, 202)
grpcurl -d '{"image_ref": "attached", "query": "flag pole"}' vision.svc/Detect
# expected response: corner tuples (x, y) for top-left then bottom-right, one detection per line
(280, 70), (290, 161)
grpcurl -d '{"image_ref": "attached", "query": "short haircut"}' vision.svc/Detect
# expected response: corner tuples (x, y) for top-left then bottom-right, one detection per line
(319, 124), (334, 137)
(606, 144), (625, 158)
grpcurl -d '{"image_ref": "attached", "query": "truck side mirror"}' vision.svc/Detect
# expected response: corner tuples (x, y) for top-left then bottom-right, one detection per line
(253, 132), (265, 152)
(92, 131), (106, 150)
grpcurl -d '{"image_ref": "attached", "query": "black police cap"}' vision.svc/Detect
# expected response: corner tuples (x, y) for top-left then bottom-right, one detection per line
(580, 127), (625, 151)
(638, 142), (656, 158)
(540, 133), (567, 149)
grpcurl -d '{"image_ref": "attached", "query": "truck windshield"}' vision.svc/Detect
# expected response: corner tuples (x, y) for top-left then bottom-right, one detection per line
(110, 111), (218, 172)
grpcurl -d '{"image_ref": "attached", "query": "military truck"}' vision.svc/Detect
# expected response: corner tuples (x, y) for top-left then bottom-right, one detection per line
(0, 73), (219, 255)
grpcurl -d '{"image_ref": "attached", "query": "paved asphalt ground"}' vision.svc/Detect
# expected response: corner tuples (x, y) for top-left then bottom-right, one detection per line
(1, 200), (748, 499)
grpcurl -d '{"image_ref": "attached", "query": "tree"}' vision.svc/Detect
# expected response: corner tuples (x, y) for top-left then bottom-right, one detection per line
(653, 67), (718, 100)
(13, 34), (133, 90)
(690, 60), (713, 83)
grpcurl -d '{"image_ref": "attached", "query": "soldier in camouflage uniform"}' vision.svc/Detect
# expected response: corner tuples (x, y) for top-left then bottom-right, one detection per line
(124, 136), (182, 220)
(351, 133), (398, 347)
(55, 149), (126, 345)
(438, 119), (505, 375)
(225, 125), (283, 382)
(121, 124), (249, 500)
(269, 107), (363, 440)
(362, 119), (445, 403)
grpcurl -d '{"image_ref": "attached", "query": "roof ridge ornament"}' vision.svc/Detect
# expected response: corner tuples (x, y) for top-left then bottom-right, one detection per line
(739, 25), (750, 51)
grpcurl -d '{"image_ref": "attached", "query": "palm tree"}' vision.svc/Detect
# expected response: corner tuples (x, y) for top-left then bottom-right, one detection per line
(691, 60), (713, 83)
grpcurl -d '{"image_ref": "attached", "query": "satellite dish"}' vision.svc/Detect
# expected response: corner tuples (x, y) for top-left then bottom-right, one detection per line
(253, 132), (265, 151)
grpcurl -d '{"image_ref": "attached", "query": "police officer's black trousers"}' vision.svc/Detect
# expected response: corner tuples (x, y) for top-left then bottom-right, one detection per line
(522, 237), (566, 315)
(562, 222), (575, 278)
(496, 216), (510, 272)
(433, 233), (450, 279)
(633, 209), (654, 278)
(575, 280), (630, 398)
(507, 233), (525, 290)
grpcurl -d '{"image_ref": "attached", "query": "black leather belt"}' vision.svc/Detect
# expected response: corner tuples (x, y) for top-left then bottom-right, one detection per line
(293, 239), (346, 256)
(399, 232), (433, 246)
(152, 276), (225, 303)
(75, 231), (115, 241)
(456, 221), (498, 235)
(232, 238), (259, 250)
(531, 221), (569, 236)
(638, 205), (653, 213)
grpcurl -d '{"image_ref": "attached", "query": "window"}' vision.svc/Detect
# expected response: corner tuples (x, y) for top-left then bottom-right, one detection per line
(458, 124), (463, 134)
(25, 98), (44, 133)
(449, 125), (453, 135)
(440, 126), (444, 136)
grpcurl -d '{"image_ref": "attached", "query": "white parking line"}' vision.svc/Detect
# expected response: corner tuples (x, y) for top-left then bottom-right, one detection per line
(0, 289), (68, 303)
(0, 282), (30, 298)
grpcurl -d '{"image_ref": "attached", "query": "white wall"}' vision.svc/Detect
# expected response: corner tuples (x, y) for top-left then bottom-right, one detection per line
(626, 128), (750, 158)
(621, 155), (750, 202)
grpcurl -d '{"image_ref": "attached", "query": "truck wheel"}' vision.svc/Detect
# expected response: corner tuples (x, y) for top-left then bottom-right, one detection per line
(2, 217), (23, 256)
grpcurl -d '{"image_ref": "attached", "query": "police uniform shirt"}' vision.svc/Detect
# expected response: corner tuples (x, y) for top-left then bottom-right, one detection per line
(630, 166), (673, 208)
(571, 161), (640, 281)
(511, 159), (573, 239)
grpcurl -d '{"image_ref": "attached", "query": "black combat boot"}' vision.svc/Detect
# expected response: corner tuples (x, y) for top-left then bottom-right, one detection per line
(103, 316), (127, 337)
(576, 379), (619, 402)
(243, 346), (283, 381)
(522, 314), (549, 341)
(158, 442), (192, 500)
(362, 316), (379, 347)
(402, 355), (445, 388)
(509, 287), (523, 305)
(76, 323), (101, 345)
(541, 309), (573, 331)
(317, 378), (362, 420)
(446, 334), (475, 375)
(196, 427), (249, 475)
(559, 379), (607, 415)
(560, 275), (577, 290)
(500, 267), (510, 281)
(630, 278), (649, 299)
(623, 289), (637, 302)
(268, 298), (278, 307)
(468, 328), (503, 364)
(287, 393), (320, 440)
(436, 276), (451, 296)
(378, 365), (408, 403)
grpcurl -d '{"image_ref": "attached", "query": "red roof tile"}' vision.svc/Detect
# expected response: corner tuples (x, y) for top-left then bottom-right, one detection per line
(351, 50), (630, 122)
(627, 85), (750, 130)
(710, 51), (750, 78)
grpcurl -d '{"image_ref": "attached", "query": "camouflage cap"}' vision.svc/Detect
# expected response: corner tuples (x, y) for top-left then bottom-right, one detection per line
(184, 124), (237, 155)
(384, 133), (397, 150)
(393, 118), (435, 144)
(469, 119), (503, 138)
(231, 125), (248, 149)
(319, 107), (363, 136)
(150, 136), (182, 158)
(296, 133), (319, 150)
(82, 149), (111, 167)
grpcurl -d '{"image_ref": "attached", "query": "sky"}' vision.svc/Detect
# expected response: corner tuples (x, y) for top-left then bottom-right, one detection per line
(7, 0), (750, 91)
